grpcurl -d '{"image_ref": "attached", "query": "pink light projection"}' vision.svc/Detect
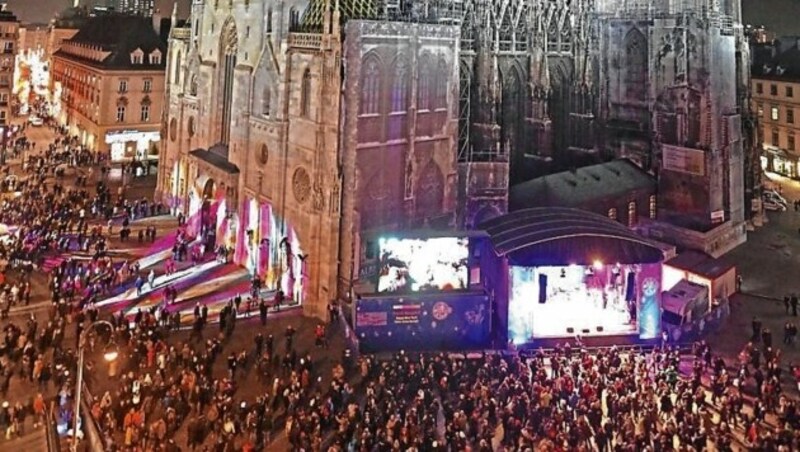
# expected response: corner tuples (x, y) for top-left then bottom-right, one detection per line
(235, 196), (306, 304)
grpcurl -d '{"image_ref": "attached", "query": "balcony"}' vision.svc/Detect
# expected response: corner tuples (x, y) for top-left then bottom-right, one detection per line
(288, 33), (321, 50)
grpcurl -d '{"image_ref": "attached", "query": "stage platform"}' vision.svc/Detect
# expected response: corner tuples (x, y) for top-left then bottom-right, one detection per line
(515, 334), (661, 351)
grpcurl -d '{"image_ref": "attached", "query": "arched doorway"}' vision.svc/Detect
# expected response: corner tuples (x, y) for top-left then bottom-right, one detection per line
(201, 178), (217, 249)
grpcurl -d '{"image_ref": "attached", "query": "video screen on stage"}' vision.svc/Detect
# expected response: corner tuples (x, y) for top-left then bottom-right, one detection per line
(377, 237), (469, 294)
(507, 263), (660, 343)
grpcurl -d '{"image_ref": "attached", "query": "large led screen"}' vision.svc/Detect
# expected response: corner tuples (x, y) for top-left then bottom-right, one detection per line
(377, 237), (469, 293)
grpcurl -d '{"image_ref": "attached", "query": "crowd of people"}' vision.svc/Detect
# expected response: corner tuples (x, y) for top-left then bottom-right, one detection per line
(1, 119), (800, 452)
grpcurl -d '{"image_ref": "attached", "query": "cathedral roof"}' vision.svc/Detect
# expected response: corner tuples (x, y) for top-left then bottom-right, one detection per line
(300, 0), (382, 31)
(509, 159), (656, 211)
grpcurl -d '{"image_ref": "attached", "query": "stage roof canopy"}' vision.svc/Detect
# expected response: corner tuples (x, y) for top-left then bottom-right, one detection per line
(481, 207), (665, 266)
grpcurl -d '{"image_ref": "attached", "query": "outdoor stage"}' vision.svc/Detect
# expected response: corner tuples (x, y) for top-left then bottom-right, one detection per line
(481, 207), (667, 346)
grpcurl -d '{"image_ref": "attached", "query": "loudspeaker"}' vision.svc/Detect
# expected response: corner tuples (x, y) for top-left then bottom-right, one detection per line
(538, 273), (548, 304)
(567, 327), (575, 334)
(582, 328), (591, 334)
(625, 271), (636, 302)
(596, 326), (604, 332)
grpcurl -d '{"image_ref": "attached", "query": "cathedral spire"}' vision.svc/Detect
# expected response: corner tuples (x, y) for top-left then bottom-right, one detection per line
(171, 2), (178, 29)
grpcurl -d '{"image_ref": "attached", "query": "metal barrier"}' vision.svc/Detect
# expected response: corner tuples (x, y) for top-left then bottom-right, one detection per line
(45, 406), (61, 452)
(78, 385), (108, 452)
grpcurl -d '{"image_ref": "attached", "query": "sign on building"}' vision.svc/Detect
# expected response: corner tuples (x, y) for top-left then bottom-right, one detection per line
(662, 145), (706, 176)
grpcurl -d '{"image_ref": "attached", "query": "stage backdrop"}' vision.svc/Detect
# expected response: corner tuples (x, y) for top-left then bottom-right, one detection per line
(638, 263), (662, 339)
(355, 292), (491, 352)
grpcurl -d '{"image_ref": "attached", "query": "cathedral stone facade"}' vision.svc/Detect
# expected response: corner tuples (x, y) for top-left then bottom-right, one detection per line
(157, 0), (755, 318)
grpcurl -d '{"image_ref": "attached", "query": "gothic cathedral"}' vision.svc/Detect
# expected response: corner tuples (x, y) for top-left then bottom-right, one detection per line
(156, 0), (754, 317)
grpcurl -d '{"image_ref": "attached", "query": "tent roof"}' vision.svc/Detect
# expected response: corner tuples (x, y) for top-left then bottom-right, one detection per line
(481, 207), (665, 266)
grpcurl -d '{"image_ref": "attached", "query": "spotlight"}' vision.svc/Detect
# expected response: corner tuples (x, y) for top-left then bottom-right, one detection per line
(593, 260), (603, 270)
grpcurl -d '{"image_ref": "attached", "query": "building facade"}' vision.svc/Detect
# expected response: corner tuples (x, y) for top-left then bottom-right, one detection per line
(111, 0), (155, 17)
(0, 5), (18, 125)
(158, 0), (754, 318)
(751, 40), (800, 179)
(19, 24), (48, 54)
(51, 14), (166, 160)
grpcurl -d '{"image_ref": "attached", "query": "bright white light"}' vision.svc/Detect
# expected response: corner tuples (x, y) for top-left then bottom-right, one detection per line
(593, 260), (603, 270)
(103, 351), (119, 362)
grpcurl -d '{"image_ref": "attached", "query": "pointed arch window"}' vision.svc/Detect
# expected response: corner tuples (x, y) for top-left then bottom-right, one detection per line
(390, 58), (409, 113)
(173, 51), (181, 85)
(262, 86), (271, 117)
(300, 69), (312, 118)
(433, 58), (449, 109)
(189, 75), (198, 96)
(361, 56), (381, 115)
(417, 58), (431, 111)
(624, 29), (648, 102)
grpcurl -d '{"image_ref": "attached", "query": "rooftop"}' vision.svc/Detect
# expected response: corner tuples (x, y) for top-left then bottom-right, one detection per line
(509, 159), (656, 211)
(188, 148), (240, 175)
(665, 251), (735, 279)
(480, 207), (665, 266)
(53, 14), (167, 70)
(751, 37), (800, 82)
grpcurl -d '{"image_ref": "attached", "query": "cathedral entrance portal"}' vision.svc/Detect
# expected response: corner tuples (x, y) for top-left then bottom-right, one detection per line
(201, 178), (217, 250)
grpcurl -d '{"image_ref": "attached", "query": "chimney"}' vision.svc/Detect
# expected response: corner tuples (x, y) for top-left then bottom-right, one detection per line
(153, 9), (162, 36)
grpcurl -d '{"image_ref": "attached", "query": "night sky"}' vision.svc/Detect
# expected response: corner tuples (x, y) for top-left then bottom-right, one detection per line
(3, 0), (796, 37)
(6, 0), (191, 24)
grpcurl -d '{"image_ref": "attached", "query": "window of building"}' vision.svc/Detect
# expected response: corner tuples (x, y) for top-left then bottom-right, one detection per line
(789, 108), (795, 124)
(262, 87), (271, 116)
(143, 78), (152, 93)
(649, 195), (657, 219)
(434, 59), (449, 109)
(417, 64), (430, 111)
(627, 201), (637, 227)
(756, 82), (763, 94)
(116, 106), (126, 123)
(149, 51), (161, 65)
(132, 54), (143, 64)
(140, 104), (150, 122)
(772, 105), (779, 121)
(118, 80), (128, 93)
(608, 208), (617, 221)
(390, 59), (409, 112)
(790, 132), (796, 151)
(787, 86), (794, 98)
(771, 84), (778, 96)
(300, 69), (311, 118)
(773, 128), (780, 146)
(757, 102), (764, 117)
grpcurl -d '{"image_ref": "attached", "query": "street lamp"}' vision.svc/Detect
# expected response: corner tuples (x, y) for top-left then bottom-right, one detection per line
(71, 320), (117, 452)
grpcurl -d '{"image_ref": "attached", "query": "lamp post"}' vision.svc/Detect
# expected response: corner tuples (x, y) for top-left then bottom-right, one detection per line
(71, 320), (118, 452)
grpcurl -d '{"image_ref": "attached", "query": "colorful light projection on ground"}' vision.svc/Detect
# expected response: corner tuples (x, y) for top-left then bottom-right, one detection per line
(377, 237), (468, 294)
(507, 263), (662, 343)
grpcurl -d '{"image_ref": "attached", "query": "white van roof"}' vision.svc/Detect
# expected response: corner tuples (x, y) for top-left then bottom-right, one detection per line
(662, 279), (707, 314)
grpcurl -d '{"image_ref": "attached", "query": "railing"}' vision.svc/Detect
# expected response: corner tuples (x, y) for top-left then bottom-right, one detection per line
(171, 28), (191, 39)
(288, 32), (322, 50)
(79, 385), (108, 452)
(45, 406), (61, 452)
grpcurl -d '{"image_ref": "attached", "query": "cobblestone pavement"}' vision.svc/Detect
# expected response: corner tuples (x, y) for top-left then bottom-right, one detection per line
(709, 172), (800, 397)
